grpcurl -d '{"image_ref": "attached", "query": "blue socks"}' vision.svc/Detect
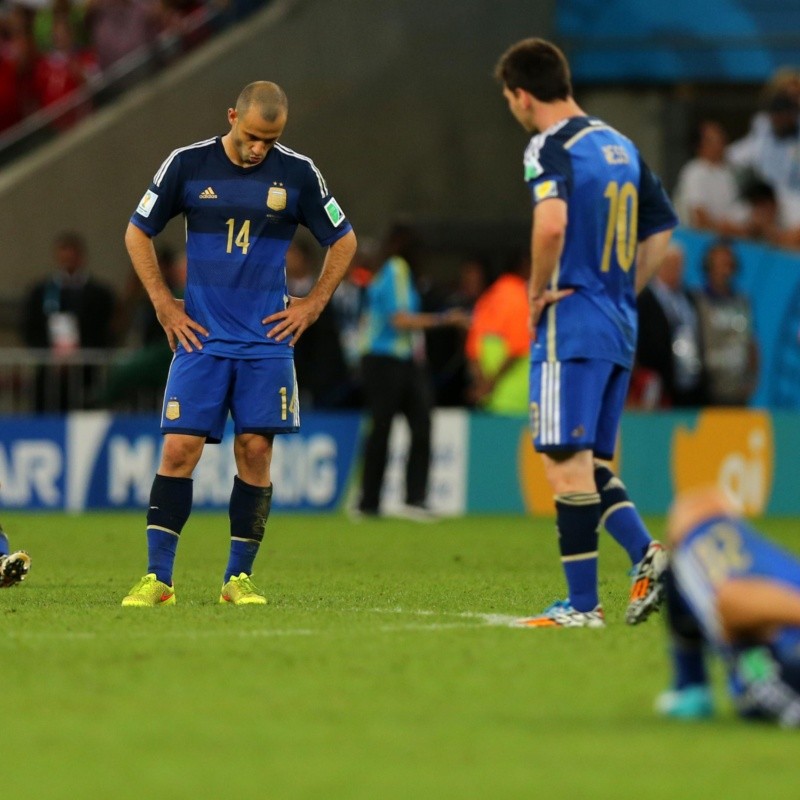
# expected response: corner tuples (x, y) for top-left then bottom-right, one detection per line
(143, 474), (273, 586)
(555, 492), (602, 612)
(594, 464), (652, 566)
(224, 477), (272, 583)
(0, 529), (8, 557)
(146, 474), (193, 585)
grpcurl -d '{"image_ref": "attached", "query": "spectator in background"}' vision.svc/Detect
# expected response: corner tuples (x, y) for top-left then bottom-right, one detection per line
(424, 256), (487, 407)
(85, 0), (161, 72)
(1, 4), (42, 121)
(466, 250), (529, 414)
(34, 0), (89, 54)
(20, 230), (117, 411)
(34, 10), (98, 129)
(694, 240), (758, 406)
(633, 243), (706, 408)
(738, 174), (800, 250)
(0, 45), (24, 132)
(354, 222), (469, 521)
(446, 257), (489, 312)
(728, 72), (800, 238)
(673, 120), (751, 236)
(285, 237), (354, 409)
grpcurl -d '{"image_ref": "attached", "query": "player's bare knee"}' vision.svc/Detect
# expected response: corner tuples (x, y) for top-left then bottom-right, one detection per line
(160, 435), (203, 475)
(234, 433), (272, 473)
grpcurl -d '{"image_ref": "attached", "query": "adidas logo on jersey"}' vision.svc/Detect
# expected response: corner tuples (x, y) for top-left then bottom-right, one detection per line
(199, 186), (218, 199)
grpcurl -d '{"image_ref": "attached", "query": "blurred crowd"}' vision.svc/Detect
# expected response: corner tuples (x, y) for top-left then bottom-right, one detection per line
(0, 0), (243, 135)
(633, 65), (800, 411)
(673, 67), (800, 250)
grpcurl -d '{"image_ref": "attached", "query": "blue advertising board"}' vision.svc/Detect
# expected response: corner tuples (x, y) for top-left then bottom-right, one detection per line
(0, 412), (362, 512)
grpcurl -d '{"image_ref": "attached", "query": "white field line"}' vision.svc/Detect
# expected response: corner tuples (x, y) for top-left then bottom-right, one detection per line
(1, 607), (520, 641)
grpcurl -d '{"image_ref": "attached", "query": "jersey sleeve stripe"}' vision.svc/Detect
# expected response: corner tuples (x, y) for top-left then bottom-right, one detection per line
(274, 143), (328, 197)
(563, 125), (613, 150)
(153, 137), (217, 187)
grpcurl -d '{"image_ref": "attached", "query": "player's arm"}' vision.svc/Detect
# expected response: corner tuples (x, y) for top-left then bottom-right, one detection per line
(392, 308), (470, 331)
(634, 228), (674, 295)
(124, 223), (208, 352)
(529, 199), (573, 339)
(717, 577), (800, 642)
(265, 229), (357, 345)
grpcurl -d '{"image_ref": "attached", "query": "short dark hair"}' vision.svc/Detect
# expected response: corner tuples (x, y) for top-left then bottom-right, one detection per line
(495, 38), (572, 102)
(702, 238), (739, 276)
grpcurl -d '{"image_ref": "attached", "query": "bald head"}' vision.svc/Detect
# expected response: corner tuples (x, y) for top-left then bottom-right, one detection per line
(235, 81), (288, 123)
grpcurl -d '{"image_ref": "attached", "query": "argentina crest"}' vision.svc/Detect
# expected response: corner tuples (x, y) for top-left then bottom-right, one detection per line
(266, 183), (287, 211)
(165, 399), (180, 420)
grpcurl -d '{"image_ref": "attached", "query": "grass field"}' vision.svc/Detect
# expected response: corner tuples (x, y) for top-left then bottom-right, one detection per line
(2, 511), (799, 799)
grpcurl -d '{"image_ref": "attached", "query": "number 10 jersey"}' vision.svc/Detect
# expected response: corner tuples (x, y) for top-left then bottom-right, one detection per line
(524, 116), (677, 367)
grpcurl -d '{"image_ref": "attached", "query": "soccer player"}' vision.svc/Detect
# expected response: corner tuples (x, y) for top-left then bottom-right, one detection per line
(121, 81), (357, 607)
(657, 487), (800, 727)
(0, 525), (31, 588)
(495, 39), (678, 628)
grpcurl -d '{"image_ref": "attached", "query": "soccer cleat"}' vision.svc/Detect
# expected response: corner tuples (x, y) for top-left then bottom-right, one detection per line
(219, 573), (267, 605)
(514, 599), (606, 629)
(626, 540), (668, 625)
(0, 551), (31, 588)
(655, 685), (714, 719)
(121, 574), (176, 607)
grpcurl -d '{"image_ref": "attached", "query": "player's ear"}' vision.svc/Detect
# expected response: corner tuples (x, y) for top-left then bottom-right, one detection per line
(227, 108), (237, 127)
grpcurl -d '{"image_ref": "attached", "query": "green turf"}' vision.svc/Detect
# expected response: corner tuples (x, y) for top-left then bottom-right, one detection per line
(2, 512), (799, 799)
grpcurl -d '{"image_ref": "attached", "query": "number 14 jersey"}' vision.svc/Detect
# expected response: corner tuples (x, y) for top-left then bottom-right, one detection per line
(524, 116), (677, 367)
(130, 137), (353, 359)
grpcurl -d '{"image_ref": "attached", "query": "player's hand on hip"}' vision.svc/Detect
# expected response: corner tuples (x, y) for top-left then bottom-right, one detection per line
(262, 295), (323, 346)
(157, 298), (209, 352)
(528, 288), (574, 340)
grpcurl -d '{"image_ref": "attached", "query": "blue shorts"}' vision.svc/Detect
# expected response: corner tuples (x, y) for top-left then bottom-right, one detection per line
(161, 351), (300, 443)
(529, 358), (630, 460)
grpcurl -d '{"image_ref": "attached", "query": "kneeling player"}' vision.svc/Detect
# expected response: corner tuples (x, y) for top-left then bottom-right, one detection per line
(658, 487), (800, 727)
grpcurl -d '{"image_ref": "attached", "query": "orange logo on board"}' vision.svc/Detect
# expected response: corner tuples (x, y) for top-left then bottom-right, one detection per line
(672, 410), (773, 516)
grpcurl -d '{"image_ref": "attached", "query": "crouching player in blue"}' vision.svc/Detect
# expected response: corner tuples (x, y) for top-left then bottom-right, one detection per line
(121, 81), (356, 606)
(496, 38), (678, 628)
(658, 487), (800, 727)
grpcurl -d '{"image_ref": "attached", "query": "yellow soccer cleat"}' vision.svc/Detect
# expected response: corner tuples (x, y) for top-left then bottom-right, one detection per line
(219, 573), (267, 606)
(0, 551), (31, 588)
(121, 574), (176, 607)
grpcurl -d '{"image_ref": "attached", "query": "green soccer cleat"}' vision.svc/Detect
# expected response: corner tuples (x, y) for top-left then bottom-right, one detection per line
(0, 551), (31, 588)
(219, 573), (267, 606)
(121, 574), (176, 607)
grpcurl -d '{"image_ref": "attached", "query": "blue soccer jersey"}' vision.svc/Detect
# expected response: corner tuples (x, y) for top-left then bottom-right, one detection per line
(130, 137), (353, 359)
(673, 516), (800, 648)
(524, 116), (677, 367)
